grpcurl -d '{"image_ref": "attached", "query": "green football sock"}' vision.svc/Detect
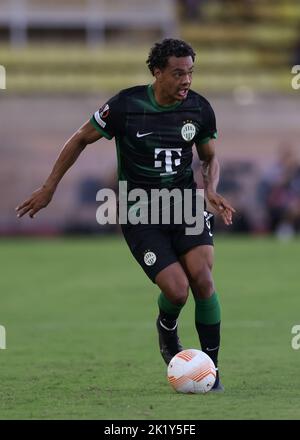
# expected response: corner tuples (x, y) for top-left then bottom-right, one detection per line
(194, 292), (221, 325)
(158, 292), (184, 329)
(194, 292), (221, 366)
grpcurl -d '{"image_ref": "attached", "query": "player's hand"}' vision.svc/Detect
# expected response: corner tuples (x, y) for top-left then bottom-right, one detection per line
(206, 191), (236, 226)
(15, 186), (54, 219)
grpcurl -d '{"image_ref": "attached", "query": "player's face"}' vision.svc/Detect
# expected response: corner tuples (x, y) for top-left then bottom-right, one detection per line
(155, 56), (194, 103)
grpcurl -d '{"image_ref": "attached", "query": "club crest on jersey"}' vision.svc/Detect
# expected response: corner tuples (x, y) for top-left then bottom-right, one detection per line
(181, 122), (196, 142)
(94, 104), (109, 128)
(144, 251), (157, 266)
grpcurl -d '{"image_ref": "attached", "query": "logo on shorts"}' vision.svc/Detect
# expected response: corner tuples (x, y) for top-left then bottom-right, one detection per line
(204, 210), (213, 237)
(144, 251), (157, 266)
(181, 122), (196, 142)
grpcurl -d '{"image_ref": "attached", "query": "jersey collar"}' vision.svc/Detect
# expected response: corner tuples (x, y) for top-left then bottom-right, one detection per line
(147, 84), (182, 111)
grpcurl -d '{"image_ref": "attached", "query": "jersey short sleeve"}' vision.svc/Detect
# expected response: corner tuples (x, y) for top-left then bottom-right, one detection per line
(90, 93), (122, 140)
(195, 103), (218, 145)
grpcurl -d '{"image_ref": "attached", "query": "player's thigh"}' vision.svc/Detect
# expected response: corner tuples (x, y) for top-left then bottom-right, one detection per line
(121, 224), (179, 284)
(180, 245), (215, 298)
(180, 245), (214, 278)
(155, 262), (190, 305)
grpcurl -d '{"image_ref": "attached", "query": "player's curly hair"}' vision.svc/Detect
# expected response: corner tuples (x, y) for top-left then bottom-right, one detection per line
(146, 39), (195, 75)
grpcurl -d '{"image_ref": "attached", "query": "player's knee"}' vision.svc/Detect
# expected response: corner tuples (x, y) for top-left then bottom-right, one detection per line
(167, 277), (189, 306)
(192, 269), (214, 299)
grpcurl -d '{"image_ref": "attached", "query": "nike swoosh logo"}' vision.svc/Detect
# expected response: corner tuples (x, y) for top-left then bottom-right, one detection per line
(136, 131), (153, 138)
(206, 346), (219, 351)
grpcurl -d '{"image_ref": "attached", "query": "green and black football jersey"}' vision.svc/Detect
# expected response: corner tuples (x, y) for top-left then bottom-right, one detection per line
(90, 85), (217, 192)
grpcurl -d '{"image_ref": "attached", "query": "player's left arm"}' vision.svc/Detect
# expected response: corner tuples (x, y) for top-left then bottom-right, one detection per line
(195, 139), (235, 225)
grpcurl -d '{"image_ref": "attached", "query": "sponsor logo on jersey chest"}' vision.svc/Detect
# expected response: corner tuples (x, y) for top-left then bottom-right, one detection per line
(181, 122), (196, 141)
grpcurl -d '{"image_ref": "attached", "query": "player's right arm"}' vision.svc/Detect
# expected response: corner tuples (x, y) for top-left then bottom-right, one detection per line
(15, 120), (102, 219)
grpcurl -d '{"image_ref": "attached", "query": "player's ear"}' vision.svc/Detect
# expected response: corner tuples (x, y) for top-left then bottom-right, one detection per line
(153, 67), (162, 81)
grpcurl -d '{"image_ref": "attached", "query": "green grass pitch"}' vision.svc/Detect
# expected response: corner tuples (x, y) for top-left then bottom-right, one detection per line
(0, 236), (299, 420)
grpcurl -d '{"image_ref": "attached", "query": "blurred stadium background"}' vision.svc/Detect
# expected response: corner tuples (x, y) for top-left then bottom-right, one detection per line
(1, 0), (300, 237)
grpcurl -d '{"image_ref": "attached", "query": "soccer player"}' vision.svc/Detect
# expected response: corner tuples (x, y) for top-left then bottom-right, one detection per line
(16, 39), (235, 391)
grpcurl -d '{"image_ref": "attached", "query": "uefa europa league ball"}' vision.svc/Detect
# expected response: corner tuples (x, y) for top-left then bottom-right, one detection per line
(167, 349), (216, 394)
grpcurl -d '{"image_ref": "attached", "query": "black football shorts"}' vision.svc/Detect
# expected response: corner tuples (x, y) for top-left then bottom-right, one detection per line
(121, 210), (214, 283)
